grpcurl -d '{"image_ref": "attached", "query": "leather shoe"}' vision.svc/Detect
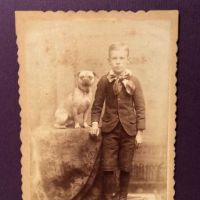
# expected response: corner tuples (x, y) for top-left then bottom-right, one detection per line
(119, 193), (128, 200)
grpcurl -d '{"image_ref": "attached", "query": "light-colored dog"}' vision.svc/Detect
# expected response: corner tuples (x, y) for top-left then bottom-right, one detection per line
(54, 70), (96, 129)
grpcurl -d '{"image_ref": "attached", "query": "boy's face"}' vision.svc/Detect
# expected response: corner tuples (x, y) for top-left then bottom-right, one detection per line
(108, 49), (129, 74)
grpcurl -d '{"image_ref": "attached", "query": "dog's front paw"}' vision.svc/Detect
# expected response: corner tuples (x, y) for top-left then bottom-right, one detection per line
(74, 123), (81, 128)
(83, 122), (89, 128)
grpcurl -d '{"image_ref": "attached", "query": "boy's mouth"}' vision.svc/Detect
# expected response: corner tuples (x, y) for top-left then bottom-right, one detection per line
(114, 66), (124, 70)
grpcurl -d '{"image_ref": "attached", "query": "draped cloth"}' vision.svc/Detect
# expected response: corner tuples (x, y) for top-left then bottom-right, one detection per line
(31, 127), (103, 200)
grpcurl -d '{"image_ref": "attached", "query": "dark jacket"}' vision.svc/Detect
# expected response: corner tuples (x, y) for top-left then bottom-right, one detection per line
(91, 74), (145, 136)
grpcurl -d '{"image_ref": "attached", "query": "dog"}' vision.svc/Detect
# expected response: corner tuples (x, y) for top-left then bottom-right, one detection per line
(54, 70), (96, 129)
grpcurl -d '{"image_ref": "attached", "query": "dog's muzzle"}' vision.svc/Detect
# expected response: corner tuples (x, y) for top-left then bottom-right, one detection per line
(82, 80), (92, 86)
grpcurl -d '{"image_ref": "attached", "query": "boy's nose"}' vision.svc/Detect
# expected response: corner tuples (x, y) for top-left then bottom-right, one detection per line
(116, 61), (121, 65)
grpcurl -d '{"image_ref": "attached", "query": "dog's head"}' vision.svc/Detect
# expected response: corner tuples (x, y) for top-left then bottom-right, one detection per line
(76, 70), (96, 88)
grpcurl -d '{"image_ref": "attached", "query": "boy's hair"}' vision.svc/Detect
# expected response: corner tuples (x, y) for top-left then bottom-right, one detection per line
(108, 42), (129, 57)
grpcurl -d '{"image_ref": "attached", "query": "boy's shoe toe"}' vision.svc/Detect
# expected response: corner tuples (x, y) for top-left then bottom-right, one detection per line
(104, 194), (114, 200)
(119, 193), (128, 200)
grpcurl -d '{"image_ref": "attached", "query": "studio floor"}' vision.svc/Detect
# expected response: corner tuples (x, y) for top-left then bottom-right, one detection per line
(128, 193), (165, 200)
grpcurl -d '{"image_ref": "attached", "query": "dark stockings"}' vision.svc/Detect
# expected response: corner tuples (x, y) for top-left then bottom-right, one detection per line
(103, 171), (130, 200)
(119, 171), (130, 195)
(103, 171), (116, 194)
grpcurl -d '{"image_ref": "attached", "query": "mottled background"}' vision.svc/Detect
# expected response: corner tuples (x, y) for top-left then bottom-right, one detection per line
(22, 15), (171, 146)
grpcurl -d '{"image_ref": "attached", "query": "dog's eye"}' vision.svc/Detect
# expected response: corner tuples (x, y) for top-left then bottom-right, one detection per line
(88, 76), (92, 79)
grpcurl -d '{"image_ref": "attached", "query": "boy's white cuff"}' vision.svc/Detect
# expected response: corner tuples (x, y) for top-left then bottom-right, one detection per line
(92, 122), (99, 127)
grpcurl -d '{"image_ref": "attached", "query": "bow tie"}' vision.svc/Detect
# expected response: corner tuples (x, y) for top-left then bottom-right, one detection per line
(107, 70), (135, 95)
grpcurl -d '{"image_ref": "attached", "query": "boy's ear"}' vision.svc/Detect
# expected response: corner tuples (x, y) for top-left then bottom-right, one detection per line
(107, 58), (112, 65)
(93, 72), (98, 77)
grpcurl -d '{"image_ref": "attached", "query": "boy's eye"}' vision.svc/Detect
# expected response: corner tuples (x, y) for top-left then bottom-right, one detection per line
(111, 56), (125, 60)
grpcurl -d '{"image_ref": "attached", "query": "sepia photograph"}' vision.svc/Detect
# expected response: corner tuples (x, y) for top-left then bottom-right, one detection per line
(16, 11), (178, 200)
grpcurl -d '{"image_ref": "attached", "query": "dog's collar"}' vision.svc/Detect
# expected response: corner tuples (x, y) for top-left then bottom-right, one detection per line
(78, 85), (90, 94)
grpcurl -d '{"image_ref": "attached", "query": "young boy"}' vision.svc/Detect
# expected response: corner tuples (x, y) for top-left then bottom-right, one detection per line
(90, 43), (145, 200)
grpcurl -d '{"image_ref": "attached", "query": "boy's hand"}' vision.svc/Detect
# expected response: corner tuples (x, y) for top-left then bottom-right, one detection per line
(89, 122), (100, 137)
(136, 130), (143, 145)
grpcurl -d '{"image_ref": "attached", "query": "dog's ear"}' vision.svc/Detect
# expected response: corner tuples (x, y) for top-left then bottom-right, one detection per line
(92, 72), (98, 77)
(75, 71), (81, 77)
